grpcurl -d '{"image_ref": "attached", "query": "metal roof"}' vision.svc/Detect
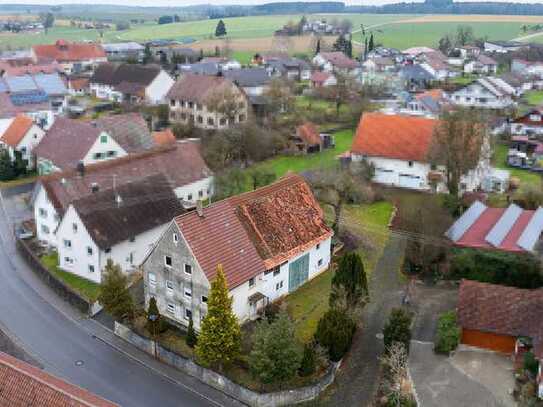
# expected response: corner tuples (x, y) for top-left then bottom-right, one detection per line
(34, 73), (67, 96)
(5, 75), (37, 93)
(518, 207), (543, 251)
(485, 203), (523, 247)
(446, 200), (487, 242)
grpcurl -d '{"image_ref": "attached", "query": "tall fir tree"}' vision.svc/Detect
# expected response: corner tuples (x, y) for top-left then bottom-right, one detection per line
(368, 33), (375, 52)
(195, 265), (241, 370)
(98, 259), (134, 321)
(146, 297), (160, 336)
(0, 149), (14, 181)
(346, 36), (353, 58)
(330, 252), (369, 308)
(215, 19), (227, 37)
(315, 38), (321, 55)
(186, 317), (198, 348)
(249, 311), (302, 384)
(363, 37), (368, 60)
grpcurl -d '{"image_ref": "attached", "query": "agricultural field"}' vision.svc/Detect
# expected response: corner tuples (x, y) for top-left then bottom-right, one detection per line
(3, 13), (542, 53)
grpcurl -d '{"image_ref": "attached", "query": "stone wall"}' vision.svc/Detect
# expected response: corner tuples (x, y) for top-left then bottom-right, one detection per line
(114, 322), (340, 407)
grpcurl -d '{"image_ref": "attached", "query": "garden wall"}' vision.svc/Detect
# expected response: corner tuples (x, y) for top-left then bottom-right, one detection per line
(16, 238), (101, 316)
(114, 322), (340, 407)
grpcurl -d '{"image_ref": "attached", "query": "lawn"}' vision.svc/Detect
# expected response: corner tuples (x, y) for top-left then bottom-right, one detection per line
(493, 143), (542, 187)
(524, 90), (543, 106)
(286, 200), (394, 343)
(41, 252), (101, 302)
(253, 128), (354, 178)
(231, 50), (254, 65)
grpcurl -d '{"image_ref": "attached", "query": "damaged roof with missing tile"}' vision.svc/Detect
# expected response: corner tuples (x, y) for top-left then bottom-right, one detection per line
(72, 174), (184, 250)
(174, 174), (333, 289)
(458, 280), (543, 358)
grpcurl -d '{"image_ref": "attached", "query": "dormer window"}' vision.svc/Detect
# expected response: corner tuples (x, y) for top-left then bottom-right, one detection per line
(100, 135), (108, 143)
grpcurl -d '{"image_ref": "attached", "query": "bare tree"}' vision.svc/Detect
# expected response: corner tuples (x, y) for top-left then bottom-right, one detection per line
(206, 86), (245, 125)
(380, 342), (413, 405)
(428, 108), (487, 197)
(265, 78), (295, 114)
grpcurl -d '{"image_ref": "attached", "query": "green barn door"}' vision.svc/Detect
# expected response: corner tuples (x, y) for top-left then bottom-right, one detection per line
(289, 254), (309, 292)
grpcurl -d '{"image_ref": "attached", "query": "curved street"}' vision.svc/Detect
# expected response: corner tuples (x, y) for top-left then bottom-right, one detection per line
(0, 185), (239, 407)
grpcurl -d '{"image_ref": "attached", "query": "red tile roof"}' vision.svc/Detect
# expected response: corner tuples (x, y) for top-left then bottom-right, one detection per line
(0, 61), (62, 76)
(32, 40), (106, 63)
(152, 129), (176, 146)
(458, 280), (543, 358)
(174, 174), (332, 288)
(1, 114), (33, 147)
(351, 113), (439, 162)
(296, 122), (321, 146)
(0, 351), (118, 406)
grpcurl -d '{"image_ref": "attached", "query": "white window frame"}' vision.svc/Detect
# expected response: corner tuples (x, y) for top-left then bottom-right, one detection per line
(166, 280), (174, 295)
(184, 264), (192, 275)
(149, 272), (157, 286)
(167, 303), (175, 315)
(164, 255), (172, 268)
(184, 287), (192, 299)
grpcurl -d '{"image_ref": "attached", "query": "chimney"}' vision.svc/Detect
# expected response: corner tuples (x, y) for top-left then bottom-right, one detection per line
(196, 200), (204, 217)
(91, 182), (99, 193)
(77, 161), (85, 177)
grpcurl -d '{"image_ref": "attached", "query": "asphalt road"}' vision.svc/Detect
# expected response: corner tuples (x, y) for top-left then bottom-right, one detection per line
(0, 186), (233, 407)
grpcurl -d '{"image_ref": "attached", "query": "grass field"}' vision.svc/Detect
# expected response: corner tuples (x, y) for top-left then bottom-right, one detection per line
(2, 13), (540, 53)
(524, 90), (543, 106)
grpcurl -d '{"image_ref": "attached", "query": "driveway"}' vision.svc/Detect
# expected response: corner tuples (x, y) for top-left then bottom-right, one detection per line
(321, 234), (408, 406)
(410, 343), (515, 407)
(407, 283), (515, 407)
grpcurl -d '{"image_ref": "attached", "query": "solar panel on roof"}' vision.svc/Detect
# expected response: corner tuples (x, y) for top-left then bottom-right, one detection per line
(34, 73), (67, 96)
(485, 203), (523, 247)
(445, 200), (487, 242)
(6, 75), (38, 93)
(517, 207), (543, 251)
(10, 90), (48, 106)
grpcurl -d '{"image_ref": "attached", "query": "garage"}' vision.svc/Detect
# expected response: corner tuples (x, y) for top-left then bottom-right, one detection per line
(398, 173), (421, 189)
(374, 168), (395, 185)
(461, 329), (516, 354)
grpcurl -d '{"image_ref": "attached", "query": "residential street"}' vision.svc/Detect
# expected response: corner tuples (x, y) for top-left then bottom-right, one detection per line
(0, 186), (240, 407)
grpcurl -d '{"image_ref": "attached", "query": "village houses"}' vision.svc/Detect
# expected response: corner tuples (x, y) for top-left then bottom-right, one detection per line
(33, 141), (213, 249)
(167, 74), (248, 130)
(34, 113), (155, 174)
(0, 114), (45, 169)
(30, 40), (107, 74)
(89, 63), (174, 105)
(142, 174), (333, 330)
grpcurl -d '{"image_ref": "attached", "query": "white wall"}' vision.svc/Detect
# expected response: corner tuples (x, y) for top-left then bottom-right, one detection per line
(17, 124), (46, 169)
(82, 131), (127, 165)
(34, 185), (61, 247)
(146, 70), (175, 105)
(450, 83), (513, 109)
(57, 204), (169, 284)
(174, 177), (214, 206)
(230, 236), (332, 322)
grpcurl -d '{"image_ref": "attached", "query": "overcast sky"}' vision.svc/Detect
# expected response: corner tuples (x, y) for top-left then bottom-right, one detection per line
(1, 0), (540, 6)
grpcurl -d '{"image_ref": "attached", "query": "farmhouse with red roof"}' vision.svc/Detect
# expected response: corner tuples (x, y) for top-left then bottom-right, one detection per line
(31, 40), (107, 75)
(350, 112), (490, 192)
(142, 174), (333, 329)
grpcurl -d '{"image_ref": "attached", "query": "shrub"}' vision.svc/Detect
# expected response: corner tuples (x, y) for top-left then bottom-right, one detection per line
(449, 249), (543, 289)
(524, 351), (539, 377)
(186, 317), (198, 348)
(383, 308), (412, 354)
(435, 311), (461, 354)
(315, 308), (356, 362)
(299, 342), (316, 377)
(263, 301), (281, 323)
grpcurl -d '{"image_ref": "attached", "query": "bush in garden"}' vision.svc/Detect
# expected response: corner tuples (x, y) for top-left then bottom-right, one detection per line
(186, 317), (198, 348)
(299, 342), (317, 377)
(383, 308), (412, 354)
(315, 308), (356, 362)
(434, 311), (461, 354)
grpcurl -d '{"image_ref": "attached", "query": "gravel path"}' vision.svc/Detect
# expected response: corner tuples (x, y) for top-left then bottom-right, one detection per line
(320, 234), (407, 406)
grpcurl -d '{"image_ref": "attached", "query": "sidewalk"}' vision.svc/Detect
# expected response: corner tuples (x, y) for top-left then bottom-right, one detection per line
(80, 318), (245, 407)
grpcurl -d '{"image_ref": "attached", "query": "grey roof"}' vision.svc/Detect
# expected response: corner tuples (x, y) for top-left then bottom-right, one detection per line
(446, 200), (487, 242)
(4, 76), (36, 93)
(102, 42), (145, 52)
(399, 64), (434, 81)
(518, 207), (543, 251)
(418, 95), (440, 113)
(485, 203), (523, 247)
(224, 68), (271, 88)
(178, 62), (219, 76)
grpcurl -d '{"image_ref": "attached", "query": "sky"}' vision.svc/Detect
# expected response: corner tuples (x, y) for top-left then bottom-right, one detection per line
(1, 0), (540, 6)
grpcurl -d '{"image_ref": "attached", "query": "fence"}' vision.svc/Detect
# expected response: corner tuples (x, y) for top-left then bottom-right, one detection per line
(115, 322), (340, 407)
(16, 238), (98, 316)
